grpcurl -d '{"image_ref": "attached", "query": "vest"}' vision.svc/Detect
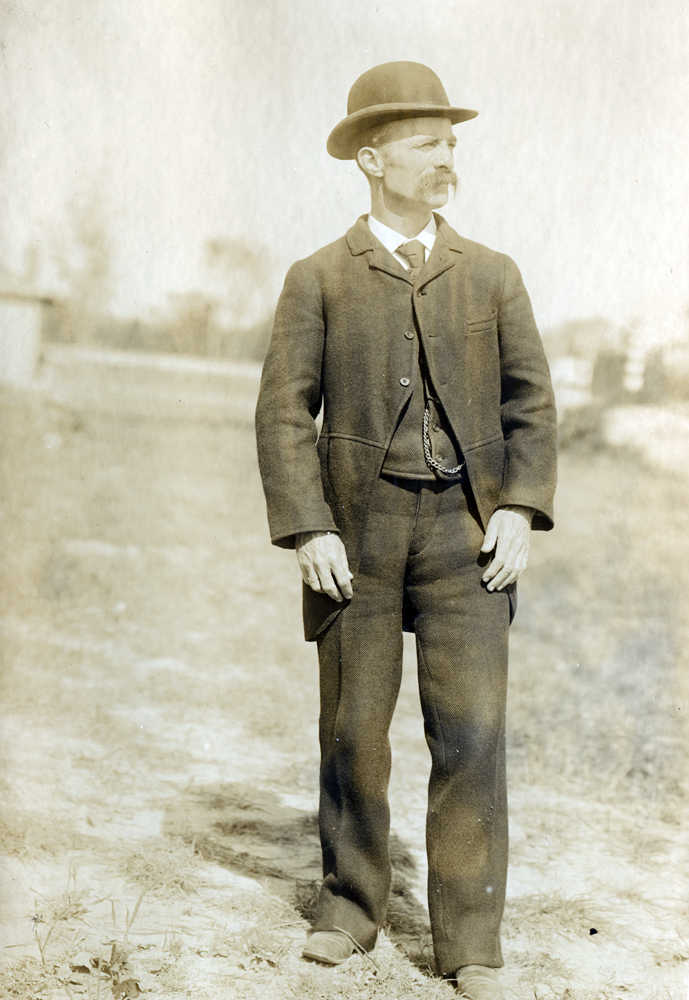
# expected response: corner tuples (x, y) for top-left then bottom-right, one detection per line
(381, 332), (463, 480)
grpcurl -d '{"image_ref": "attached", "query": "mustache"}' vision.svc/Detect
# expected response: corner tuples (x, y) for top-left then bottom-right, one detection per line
(414, 169), (459, 198)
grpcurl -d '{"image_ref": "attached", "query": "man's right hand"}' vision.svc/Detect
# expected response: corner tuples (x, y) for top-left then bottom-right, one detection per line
(296, 531), (354, 602)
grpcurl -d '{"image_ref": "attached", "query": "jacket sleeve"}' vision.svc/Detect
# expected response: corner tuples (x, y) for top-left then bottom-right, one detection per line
(496, 255), (558, 531)
(255, 259), (339, 549)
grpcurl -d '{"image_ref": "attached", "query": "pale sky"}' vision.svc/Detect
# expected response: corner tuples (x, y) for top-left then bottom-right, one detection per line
(1, 0), (688, 334)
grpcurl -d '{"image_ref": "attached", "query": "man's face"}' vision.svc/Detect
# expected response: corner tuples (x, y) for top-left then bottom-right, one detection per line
(375, 117), (458, 211)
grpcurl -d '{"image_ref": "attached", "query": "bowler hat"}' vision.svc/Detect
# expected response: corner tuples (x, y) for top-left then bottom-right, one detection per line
(327, 61), (478, 160)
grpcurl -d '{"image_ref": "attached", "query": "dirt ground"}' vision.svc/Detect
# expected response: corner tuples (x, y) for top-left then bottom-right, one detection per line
(1, 347), (688, 1000)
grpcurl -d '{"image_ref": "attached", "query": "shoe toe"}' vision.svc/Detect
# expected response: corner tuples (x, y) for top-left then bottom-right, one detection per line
(454, 964), (506, 1000)
(302, 930), (354, 965)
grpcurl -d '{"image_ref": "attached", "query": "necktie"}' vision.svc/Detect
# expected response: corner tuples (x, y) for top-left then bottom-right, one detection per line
(396, 239), (426, 281)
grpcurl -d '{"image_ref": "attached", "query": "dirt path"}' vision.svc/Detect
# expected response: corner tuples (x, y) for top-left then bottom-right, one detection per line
(1, 352), (687, 999)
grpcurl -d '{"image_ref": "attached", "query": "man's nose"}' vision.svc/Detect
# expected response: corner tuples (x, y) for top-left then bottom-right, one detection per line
(434, 142), (454, 169)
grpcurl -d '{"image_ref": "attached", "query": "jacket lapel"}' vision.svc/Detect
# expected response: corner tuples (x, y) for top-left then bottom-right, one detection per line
(345, 213), (465, 287)
(416, 214), (464, 290)
(345, 216), (409, 281)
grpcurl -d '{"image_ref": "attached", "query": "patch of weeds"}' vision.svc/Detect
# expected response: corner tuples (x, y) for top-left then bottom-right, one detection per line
(236, 924), (290, 968)
(213, 816), (265, 837)
(294, 878), (319, 922)
(238, 887), (296, 927)
(25, 874), (173, 999)
(504, 892), (619, 942)
(0, 809), (81, 858)
(646, 937), (689, 967)
(228, 889), (302, 970)
(289, 948), (453, 1000)
(626, 834), (675, 869)
(164, 931), (184, 960)
(192, 832), (289, 879)
(0, 872), (137, 999)
(116, 835), (212, 894)
(528, 986), (671, 1000)
(395, 933), (436, 977)
(93, 940), (134, 977)
(0, 813), (32, 856)
(32, 871), (92, 965)
(213, 810), (320, 845)
(208, 924), (233, 957)
(50, 902), (159, 997)
(512, 949), (573, 979)
(290, 964), (361, 1000)
(2, 952), (123, 1000)
(0, 957), (59, 1000)
(156, 956), (190, 993)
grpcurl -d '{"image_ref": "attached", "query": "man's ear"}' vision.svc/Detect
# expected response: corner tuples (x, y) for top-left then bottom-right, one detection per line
(357, 146), (384, 179)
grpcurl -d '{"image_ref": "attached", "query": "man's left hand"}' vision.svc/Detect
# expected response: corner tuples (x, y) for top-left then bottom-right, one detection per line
(480, 506), (534, 592)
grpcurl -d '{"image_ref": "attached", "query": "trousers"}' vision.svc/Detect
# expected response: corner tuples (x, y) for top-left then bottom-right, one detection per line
(312, 473), (512, 975)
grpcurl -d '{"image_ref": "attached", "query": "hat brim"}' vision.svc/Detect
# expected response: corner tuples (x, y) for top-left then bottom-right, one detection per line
(327, 103), (478, 160)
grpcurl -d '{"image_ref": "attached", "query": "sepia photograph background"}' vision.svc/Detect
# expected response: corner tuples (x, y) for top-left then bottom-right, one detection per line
(1, 2), (687, 998)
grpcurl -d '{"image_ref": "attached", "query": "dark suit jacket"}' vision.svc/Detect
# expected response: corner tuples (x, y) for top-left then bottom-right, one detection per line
(256, 214), (557, 639)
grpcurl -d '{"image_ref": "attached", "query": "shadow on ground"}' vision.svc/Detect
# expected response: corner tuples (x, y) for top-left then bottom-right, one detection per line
(164, 782), (434, 968)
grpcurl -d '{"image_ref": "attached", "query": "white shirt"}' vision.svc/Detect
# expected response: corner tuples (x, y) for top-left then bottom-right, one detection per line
(366, 214), (436, 269)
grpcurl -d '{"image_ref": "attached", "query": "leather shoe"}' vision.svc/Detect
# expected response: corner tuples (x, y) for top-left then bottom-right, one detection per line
(454, 965), (506, 999)
(302, 930), (354, 965)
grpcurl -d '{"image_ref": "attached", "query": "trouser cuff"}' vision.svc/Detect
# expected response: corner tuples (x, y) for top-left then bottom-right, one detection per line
(313, 889), (379, 953)
(433, 925), (503, 977)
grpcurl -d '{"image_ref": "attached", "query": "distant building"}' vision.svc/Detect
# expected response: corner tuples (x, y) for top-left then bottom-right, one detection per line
(0, 292), (52, 386)
(544, 311), (689, 420)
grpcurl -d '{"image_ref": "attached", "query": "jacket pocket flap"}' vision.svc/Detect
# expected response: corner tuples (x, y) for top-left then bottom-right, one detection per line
(465, 312), (498, 335)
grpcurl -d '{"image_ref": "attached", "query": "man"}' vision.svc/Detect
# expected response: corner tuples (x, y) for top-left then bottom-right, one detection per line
(255, 61), (557, 999)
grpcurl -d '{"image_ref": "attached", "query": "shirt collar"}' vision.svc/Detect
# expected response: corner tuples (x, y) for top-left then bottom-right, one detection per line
(366, 214), (437, 258)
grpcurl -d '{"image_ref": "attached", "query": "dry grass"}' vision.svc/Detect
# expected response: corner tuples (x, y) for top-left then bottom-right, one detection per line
(504, 892), (619, 941)
(192, 833), (293, 880)
(115, 837), (215, 895)
(213, 811), (320, 843)
(506, 447), (689, 804)
(1, 378), (687, 998)
(527, 989), (672, 1000)
(288, 947), (455, 1000)
(0, 807), (84, 859)
(0, 957), (60, 1000)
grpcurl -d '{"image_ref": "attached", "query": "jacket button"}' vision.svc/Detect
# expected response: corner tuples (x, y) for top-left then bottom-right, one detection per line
(404, 330), (414, 340)
(400, 377), (410, 387)
(433, 423), (441, 433)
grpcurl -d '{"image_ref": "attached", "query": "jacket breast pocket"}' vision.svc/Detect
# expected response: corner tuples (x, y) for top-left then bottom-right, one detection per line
(465, 312), (498, 336)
